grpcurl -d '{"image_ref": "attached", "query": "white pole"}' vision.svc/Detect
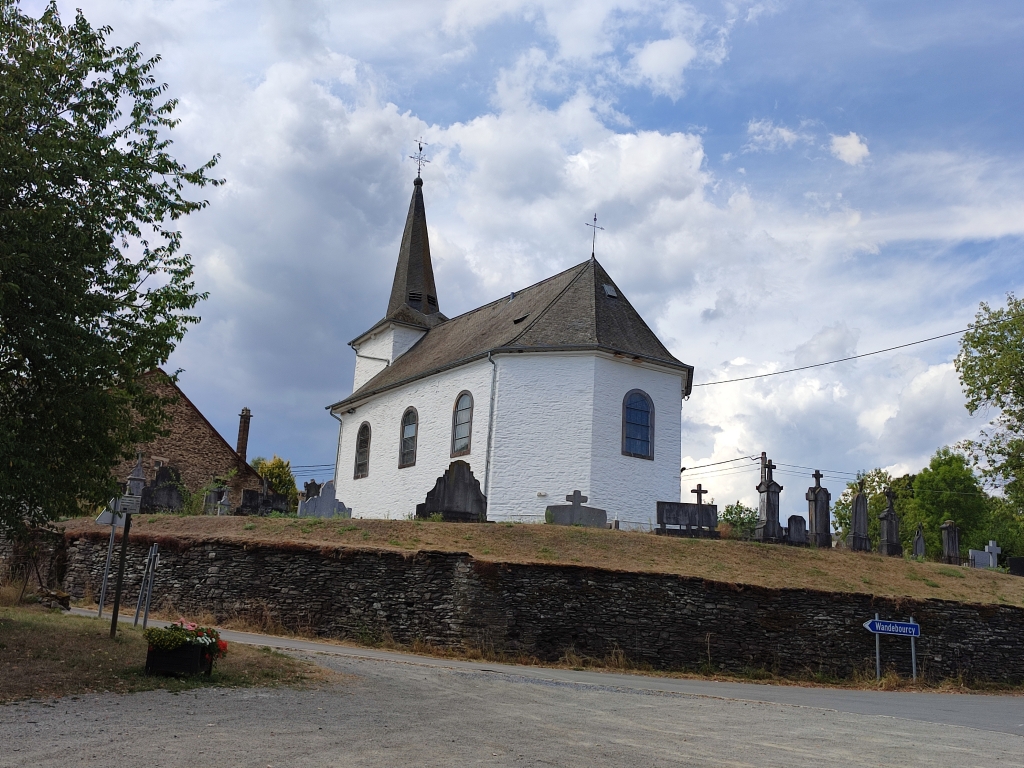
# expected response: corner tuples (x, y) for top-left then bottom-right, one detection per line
(96, 498), (121, 618)
(910, 616), (917, 682)
(875, 612), (881, 681)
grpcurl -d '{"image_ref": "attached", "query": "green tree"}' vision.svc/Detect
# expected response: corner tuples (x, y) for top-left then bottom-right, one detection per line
(0, 2), (219, 534)
(956, 294), (1024, 507)
(719, 500), (757, 540)
(903, 448), (989, 555)
(251, 456), (299, 511)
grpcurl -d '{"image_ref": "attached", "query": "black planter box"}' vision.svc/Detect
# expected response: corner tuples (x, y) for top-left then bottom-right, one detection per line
(145, 644), (213, 676)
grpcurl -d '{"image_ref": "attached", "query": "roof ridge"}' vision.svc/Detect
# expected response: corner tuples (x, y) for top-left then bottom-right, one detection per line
(435, 259), (592, 325)
(505, 260), (592, 346)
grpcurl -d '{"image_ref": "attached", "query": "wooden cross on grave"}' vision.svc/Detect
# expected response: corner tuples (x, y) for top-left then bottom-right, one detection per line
(566, 490), (588, 508)
(691, 484), (708, 506)
(812, 469), (824, 489)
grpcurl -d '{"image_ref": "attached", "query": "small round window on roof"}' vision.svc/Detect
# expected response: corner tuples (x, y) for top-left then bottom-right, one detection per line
(603, 284), (618, 297)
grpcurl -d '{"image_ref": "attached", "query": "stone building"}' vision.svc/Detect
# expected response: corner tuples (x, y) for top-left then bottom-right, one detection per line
(328, 175), (694, 526)
(112, 370), (266, 510)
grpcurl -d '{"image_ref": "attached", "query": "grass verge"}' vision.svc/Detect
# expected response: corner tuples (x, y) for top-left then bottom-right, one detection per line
(0, 605), (332, 704)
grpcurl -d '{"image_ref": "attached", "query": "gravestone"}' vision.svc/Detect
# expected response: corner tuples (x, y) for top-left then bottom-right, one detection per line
(805, 470), (833, 548)
(1009, 557), (1024, 577)
(545, 490), (607, 528)
(298, 480), (351, 519)
(846, 480), (872, 552)
(878, 488), (903, 557)
(239, 478), (291, 516)
(940, 520), (960, 565)
(912, 523), (926, 558)
(303, 480), (323, 500)
(786, 515), (807, 546)
(656, 499), (719, 538)
(416, 460), (487, 523)
(203, 486), (229, 515)
(141, 466), (184, 512)
(970, 540), (1001, 569)
(754, 453), (784, 542)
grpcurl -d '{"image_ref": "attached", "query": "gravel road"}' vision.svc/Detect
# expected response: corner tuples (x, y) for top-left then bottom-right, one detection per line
(2, 648), (1023, 768)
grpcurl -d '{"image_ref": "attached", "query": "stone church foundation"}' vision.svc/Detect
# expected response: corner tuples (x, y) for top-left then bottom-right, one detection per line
(59, 529), (1024, 684)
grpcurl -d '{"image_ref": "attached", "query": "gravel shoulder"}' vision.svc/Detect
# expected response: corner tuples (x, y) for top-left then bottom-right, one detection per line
(2, 648), (1022, 767)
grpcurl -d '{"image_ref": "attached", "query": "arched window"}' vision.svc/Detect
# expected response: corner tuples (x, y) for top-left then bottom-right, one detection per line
(451, 391), (473, 457)
(622, 390), (654, 459)
(399, 408), (418, 468)
(353, 422), (371, 479)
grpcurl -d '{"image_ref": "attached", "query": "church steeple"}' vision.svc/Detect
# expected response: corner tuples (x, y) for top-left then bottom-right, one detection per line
(387, 177), (440, 317)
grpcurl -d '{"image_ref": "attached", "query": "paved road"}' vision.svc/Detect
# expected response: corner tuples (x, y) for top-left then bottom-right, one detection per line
(2, 611), (1018, 766)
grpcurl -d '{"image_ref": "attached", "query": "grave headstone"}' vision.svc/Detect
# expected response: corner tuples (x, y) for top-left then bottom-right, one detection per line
(985, 540), (1002, 567)
(416, 460), (487, 523)
(754, 453), (785, 542)
(140, 466), (184, 512)
(786, 515), (807, 546)
(805, 470), (833, 548)
(912, 523), (926, 558)
(940, 520), (960, 565)
(298, 480), (351, 519)
(545, 490), (607, 528)
(656, 501), (720, 538)
(239, 480), (291, 516)
(303, 480), (323, 500)
(1008, 557), (1024, 577)
(846, 479), (872, 552)
(878, 488), (903, 557)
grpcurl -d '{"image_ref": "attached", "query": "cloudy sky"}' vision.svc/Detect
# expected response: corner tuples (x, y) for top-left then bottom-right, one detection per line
(41, 0), (1024, 510)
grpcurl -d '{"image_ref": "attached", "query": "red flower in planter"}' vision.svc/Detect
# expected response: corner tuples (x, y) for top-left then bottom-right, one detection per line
(217, 640), (228, 653)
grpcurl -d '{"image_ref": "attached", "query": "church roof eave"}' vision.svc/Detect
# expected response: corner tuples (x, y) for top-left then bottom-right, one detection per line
(326, 345), (693, 413)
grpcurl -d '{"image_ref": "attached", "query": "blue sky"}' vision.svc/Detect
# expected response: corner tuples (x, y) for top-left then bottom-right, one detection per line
(38, 0), (1024, 511)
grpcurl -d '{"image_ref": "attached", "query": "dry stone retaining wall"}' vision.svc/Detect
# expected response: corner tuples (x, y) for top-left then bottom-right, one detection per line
(61, 530), (1024, 683)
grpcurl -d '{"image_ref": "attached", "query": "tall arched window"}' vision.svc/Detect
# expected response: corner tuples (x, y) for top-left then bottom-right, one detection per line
(399, 408), (418, 468)
(353, 422), (371, 479)
(622, 390), (654, 459)
(451, 391), (473, 457)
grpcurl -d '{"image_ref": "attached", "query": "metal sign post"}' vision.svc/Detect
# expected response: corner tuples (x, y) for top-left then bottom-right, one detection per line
(133, 543), (159, 628)
(863, 616), (921, 681)
(108, 492), (140, 639)
(95, 497), (124, 618)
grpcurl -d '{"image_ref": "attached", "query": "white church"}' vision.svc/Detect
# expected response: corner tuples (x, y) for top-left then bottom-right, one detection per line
(328, 175), (694, 526)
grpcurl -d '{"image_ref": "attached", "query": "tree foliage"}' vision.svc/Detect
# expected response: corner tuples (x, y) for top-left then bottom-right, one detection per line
(0, 2), (219, 533)
(956, 294), (1024, 506)
(251, 455), (299, 511)
(832, 469), (914, 546)
(719, 500), (757, 540)
(903, 448), (989, 554)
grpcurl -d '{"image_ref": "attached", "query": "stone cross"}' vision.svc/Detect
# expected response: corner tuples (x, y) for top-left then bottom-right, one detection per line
(691, 484), (708, 505)
(985, 540), (1001, 566)
(566, 490), (588, 507)
(755, 454), (784, 542)
(765, 459), (778, 483)
(812, 469), (823, 488)
(884, 487), (896, 508)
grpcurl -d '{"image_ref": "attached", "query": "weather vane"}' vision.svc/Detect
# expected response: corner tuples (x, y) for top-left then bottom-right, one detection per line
(585, 213), (604, 258)
(410, 138), (430, 178)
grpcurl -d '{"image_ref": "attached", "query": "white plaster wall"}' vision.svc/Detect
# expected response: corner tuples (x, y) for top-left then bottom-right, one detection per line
(333, 359), (493, 519)
(486, 355), (596, 522)
(351, 325), (426, 391)
(588, 356), (684, 529)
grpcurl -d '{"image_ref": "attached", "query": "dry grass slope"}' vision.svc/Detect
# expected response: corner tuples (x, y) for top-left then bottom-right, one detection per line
(0, 605), (331, 703)
(62, 516), (1024, 607)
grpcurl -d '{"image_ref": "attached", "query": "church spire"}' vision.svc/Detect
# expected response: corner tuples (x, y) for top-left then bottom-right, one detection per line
(387, 176), (440, 317)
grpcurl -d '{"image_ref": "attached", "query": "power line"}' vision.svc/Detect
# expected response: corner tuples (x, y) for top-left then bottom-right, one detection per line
(681, 456), (758, 472)
(774, 461), (859, 477)
(692, 328), (966, 387)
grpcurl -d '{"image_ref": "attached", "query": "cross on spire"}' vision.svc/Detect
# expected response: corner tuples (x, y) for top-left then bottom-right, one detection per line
(691, 484), (708, 505)
(410, 138), (430, 178)
(884, 487), (896, 509)
(585, 213), (604, 259)
(812, 469), (824, 488)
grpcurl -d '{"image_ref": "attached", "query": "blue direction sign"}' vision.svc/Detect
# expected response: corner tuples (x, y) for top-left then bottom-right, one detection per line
(863, 619), (920, 637)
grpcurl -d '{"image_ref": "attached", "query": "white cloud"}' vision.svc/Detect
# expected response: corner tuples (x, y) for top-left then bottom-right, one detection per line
(830, 131), (870, 165)
(628, 37), (698, 98)
(744, 118), (811, 153)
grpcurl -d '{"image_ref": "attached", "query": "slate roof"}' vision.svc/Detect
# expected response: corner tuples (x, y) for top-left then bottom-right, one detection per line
(386, 177), (442, 318)
(329, 257), (693, 411)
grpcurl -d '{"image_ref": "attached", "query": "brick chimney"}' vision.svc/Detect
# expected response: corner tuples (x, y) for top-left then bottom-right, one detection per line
(236, 407), (252, 463)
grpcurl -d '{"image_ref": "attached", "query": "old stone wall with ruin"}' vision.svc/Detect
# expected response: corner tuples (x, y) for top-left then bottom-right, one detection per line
(58, 529), (1024, 683)
(111, 371), (264, 508)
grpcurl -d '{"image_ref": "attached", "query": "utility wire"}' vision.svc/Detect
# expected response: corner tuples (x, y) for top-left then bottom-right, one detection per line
(690, 314), (1022, 388)
(681, 456), (758, 472)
